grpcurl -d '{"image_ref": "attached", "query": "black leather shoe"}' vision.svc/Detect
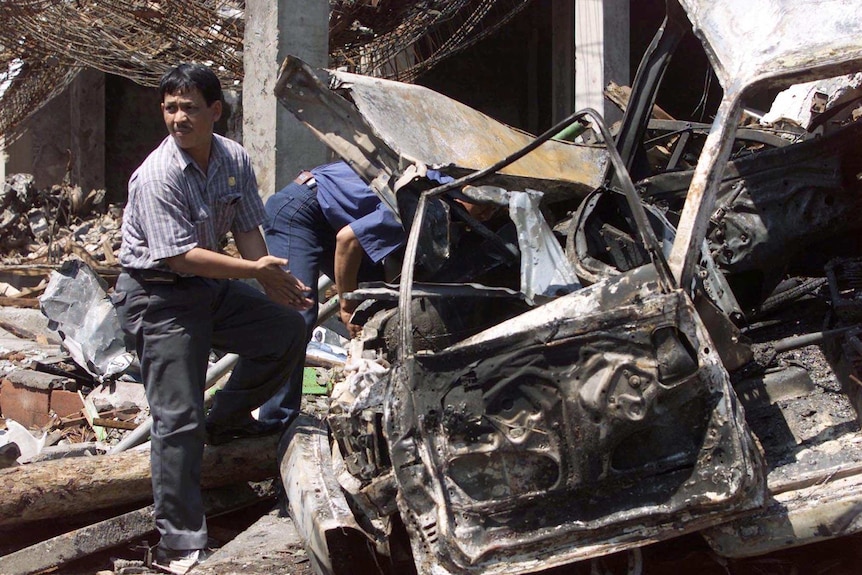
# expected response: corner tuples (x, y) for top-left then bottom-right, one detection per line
(205, 418), (281, 446)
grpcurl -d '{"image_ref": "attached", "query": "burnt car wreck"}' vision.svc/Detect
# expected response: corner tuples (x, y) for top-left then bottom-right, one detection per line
(274, 1), (862, 574)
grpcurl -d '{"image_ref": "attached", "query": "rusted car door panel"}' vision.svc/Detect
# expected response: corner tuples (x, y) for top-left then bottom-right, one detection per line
(386, 266), (764, 574)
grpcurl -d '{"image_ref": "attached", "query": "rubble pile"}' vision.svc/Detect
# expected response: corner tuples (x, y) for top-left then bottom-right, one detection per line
(1, 174), (122, 275)
(0, 175), (134, 477)
(0, 253), (143, 473)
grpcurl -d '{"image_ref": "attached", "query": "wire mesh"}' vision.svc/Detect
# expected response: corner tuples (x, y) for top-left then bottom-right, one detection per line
(0, 0), (532, 145)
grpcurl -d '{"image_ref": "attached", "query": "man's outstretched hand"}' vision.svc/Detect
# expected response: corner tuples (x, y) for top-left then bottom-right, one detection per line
(256, 255), (314, 310)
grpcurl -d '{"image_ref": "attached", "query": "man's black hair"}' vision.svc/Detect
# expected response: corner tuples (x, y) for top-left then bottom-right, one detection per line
(159, 63), (223, 105)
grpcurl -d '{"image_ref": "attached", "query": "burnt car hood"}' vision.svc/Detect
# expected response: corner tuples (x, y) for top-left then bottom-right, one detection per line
(274, 56), (609, 215)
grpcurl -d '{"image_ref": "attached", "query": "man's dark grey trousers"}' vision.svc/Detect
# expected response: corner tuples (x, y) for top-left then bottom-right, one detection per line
(113, 271), (305, 550)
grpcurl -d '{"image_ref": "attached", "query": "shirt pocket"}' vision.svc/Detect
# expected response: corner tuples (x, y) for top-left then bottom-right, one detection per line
(213, 191), (242, 237)
(191, 203), (215, 249)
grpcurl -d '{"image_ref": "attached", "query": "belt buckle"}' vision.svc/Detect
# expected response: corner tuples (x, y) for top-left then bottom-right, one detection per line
(146, 273), (177, 284)
(294, 170), (317, 189)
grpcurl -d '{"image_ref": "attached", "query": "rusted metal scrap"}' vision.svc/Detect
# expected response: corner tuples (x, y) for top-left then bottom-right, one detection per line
(274, 55), (609, 218)
(39, 259), (133, 382)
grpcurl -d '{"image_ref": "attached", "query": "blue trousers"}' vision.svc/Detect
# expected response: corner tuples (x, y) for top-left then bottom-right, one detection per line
(113, 272), (305, 550)
(258, 181), (383, 426)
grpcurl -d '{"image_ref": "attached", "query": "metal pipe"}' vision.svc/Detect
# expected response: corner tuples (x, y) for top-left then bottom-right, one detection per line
(317, 274), (333, 296)
(317, 294), (340, 324)
(108, 353), (240, 454)
(773, 327), (854, 353)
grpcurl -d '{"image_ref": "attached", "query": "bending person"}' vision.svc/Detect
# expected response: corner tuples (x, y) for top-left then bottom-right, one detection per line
(258, 161), (451, 427)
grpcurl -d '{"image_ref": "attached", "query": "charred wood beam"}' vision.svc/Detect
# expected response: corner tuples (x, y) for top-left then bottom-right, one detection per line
(0, 319), (41, 339)
(0, 434), (280, 528)
(0, 296), (40, 309)
(0, 483), (273, 575)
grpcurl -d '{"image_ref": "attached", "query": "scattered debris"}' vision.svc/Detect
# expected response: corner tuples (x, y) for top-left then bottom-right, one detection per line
(1, 174), (117, 268)
(6, 1), (862, 574)
(760, 73), (862, 133)
(0, 418), (46, 463)
(39, 259), (134, 382)
(0, 441), (20, 469)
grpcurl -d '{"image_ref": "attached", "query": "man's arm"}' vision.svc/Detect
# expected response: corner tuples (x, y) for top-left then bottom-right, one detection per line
(164, 229), (312, 309)
(334, 224), (365, 337)
(233, 227), (270, 261)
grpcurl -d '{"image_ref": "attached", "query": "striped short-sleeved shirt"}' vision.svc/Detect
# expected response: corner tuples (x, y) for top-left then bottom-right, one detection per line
(118, 134), (266, 271)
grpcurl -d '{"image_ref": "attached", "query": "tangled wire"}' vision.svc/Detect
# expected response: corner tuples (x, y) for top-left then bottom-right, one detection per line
(0, 0), (531, 145)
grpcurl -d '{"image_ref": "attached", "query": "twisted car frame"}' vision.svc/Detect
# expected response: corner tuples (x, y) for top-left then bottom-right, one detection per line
(274, 1), (862, 573)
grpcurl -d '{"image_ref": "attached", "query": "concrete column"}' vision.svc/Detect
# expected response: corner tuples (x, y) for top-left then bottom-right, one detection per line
(575, 0), (629, 126)
(243, 0), (329, 201)
(551, 0), (576, 124)
(70, 68), (105, 193)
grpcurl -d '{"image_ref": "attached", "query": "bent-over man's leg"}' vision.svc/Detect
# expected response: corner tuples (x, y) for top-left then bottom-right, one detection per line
(206, 278), (306, 426)
(258, 182), (335, 427)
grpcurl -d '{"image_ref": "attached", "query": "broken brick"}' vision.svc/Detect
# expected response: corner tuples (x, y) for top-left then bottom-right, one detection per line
(1, 378), (50, 428)
(1, 369), (77, 428)
(50, 388), (85, 418)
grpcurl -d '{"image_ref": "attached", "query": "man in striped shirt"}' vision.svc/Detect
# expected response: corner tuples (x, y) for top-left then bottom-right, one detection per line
(114, 63), (311, 574)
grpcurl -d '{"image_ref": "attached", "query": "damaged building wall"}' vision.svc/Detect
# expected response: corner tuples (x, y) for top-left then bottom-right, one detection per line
(416, 2), (552, 135)
(409, 0), (578, 136)
(103, 76), (179, 204)
(5, 69), (105, 195)
(6, 2), (562, 201)
(417, 0), (700, 138)
(7, 72), (245, 207)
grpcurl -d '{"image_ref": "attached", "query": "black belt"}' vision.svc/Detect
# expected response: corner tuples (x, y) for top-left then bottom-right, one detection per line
(125, 268), (179, 284)
(294, 170), (317, 189)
